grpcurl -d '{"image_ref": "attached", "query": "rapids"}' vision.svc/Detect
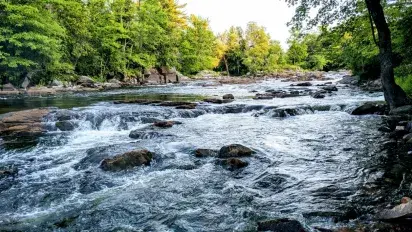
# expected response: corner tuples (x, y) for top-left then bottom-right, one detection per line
(0, 72), (390, 231)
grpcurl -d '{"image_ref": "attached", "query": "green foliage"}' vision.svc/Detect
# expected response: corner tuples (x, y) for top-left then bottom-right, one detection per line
(287, 40), (308, 66)
(243, 22), (271, 75)
(179, 15), (218, 75)
(0, 0), (65, 85)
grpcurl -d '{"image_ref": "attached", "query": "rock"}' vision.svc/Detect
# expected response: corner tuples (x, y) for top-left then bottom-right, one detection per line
(312, 92), (325, 99)
(405, 122), (412, 132)
(218, 158), (248, 170)
(204, 98), (234, 104)
(195, 149), (218, 158)
(153, 121), (177, 128)
(102, 82), (121, 89)
(129, 130), (168, 139)
(292, 82), (312, 87)
(140, 117), (162, 124)
(0, 109), (49, 142)
(401, 197), (411, 204)
(50, 80), (63, 87)
(0, 166), (18, 179)
(77, 76), (95, 88)
(21, 76), (31, 89)
(257, 218), (307, 232)
(218, 144), (255, 158)
(338, 75), (358, 85)
(55, 121), (77, 131)
(254, 94), (275, 100)
(403, 133), (412, 142)
(100, 150), (153, 171)
(390, 105), (412, 115)
(223, 94), (235, 100)
(377, 201), (412, 221)
(320, 85), (338, 92)
(351, 102), (387, 115)
(1, 83), (16, 91)
(108, 79), (122, 84)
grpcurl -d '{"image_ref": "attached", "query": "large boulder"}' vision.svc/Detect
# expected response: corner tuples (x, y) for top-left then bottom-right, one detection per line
(351, 102), (387, 115)
(21, 76), (31, 89)
(0, 108), (49, 148)
(377, 200), (412, 221)
(100, 150), (153, 171)
(1, 83), (16, 91)
(218, 144), (255, 158)
(257, 218), (307, 232)
(76, 76), (95, 88)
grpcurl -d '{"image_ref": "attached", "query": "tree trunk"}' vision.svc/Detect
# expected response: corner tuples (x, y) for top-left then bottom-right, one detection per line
(223, 55), (230, 76)
(365, 0), (410, 109)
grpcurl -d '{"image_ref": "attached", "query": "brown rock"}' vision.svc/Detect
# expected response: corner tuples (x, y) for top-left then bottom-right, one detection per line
(220, 158), (248, 170)
(223, 94), (235, 100)
(154, 121), (176, 128)
(195, 149), (218, 158)
(218, 144), (255, 158)
(100, 150), (153, 171)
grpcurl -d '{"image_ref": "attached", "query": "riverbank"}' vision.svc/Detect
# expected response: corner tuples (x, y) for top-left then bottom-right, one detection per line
(0, 70), (345, 97)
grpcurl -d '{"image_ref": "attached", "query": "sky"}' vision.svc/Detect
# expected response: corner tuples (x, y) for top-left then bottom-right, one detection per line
(179, 0), (296, 48)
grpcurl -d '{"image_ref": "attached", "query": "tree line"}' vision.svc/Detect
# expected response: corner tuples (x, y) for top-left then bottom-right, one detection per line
(0, 0), (338, 87)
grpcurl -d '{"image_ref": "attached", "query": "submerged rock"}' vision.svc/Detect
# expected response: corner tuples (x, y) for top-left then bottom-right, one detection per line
(257, 218), (307, 232)
(195, 149), (218, 158)
(55, 121), (77, 131)
(218, 144), (254, 158)
(351, 102), (387, 115)
(0, 166), (18, 179)
(217, 158), (248, 171)
(129, 130), (168, 139)
(100, 150), (153, 171)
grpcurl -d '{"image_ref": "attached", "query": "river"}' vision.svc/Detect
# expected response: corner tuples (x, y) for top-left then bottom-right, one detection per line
(0, 72), (392, 231)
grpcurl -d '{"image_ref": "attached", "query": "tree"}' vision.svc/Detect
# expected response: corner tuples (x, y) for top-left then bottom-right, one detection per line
(179, 15), (218, 75)
(265, 40), (286, 71)
(287, 40), (308, 65)
(286, 0), (409, 108)
(243, 22), (270, 75)
(0, 0), (65, 85)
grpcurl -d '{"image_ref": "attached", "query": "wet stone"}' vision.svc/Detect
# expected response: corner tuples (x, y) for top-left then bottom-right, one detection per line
(217, 158), (248, 171)
(257, 218), (307, 232)
(222, 94), (235, 100)
(194, 149), (218, 158)
(218, 144), (255, 158)
(100, 149), (153, 172)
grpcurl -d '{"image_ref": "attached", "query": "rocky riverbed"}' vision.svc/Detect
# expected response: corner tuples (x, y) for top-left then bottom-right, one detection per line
(0, 71), (411, 231)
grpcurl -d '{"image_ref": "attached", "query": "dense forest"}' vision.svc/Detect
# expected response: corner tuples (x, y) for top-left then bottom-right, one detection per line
(0, 0), (412, 94)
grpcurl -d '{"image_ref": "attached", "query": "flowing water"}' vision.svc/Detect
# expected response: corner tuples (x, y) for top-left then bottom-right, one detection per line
(0, 73), (390, 231)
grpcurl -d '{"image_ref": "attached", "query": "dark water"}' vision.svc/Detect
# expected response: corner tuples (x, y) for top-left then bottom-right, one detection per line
(0, 73), (392, 231)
